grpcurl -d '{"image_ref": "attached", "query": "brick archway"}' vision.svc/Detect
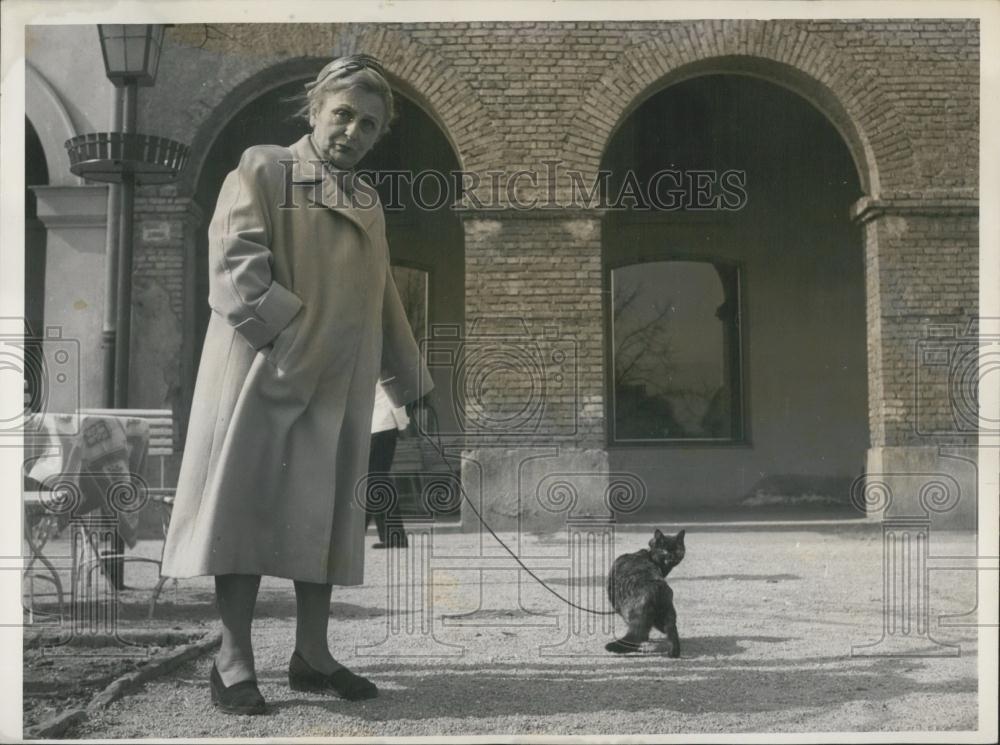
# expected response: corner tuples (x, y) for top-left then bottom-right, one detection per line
(170, 26), (484, 440)
(178, 25), (497, 194)
(564, 20), (916, 196)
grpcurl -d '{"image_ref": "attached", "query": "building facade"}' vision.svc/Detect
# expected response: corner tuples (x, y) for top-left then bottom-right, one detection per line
(24, 20), (980, 527)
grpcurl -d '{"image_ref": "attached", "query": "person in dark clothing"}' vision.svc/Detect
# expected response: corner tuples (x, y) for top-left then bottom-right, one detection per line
(365, 380), (410, 548)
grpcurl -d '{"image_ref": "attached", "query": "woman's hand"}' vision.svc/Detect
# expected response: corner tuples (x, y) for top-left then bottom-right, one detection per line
(264, 311), (305, 370)
(404, 393), (430, 419)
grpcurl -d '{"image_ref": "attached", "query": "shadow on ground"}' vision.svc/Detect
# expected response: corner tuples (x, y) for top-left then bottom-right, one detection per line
(543, 574), (802, 586)
(30, 594), (390, 623)
(233, 654), (977, 721)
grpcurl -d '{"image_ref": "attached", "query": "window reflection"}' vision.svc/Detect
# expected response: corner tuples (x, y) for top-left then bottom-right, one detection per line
(611, 260), (741, 442)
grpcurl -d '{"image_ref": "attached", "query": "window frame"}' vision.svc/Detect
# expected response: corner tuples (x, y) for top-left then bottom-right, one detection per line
(389, 259), (433, 346)
(603, 253), (750, 448)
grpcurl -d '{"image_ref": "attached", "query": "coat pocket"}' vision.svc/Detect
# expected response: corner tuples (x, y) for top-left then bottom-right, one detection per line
(264, 312), (303, 369)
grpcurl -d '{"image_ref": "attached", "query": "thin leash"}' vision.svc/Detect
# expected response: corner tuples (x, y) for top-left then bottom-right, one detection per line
(409, 402), (617, 616)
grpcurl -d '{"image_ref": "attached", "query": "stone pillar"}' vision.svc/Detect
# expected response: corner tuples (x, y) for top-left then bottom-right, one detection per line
(852, 192), (979, 528)
(453, 210), (608, 531)
(32, 185), (109, 412)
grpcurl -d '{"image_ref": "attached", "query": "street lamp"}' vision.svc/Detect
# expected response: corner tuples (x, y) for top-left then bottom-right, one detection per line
(65, 25), (188, 408)
(97, 24), (166, 86)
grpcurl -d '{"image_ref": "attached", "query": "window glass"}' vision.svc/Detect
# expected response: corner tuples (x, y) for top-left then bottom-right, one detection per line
(611, 260), (741, 442)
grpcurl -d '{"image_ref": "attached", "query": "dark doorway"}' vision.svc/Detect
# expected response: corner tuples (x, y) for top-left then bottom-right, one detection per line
(602, 74), (866, 518)
(24, 117), (49, 413)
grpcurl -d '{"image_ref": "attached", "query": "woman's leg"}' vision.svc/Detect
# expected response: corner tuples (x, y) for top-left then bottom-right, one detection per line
(215, 574), (261, 686)
(290, 580), (378, 699)
(293, 580), (341, 673)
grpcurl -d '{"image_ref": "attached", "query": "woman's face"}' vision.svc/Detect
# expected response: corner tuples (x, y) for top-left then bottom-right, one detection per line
(309, 87), (387, 170)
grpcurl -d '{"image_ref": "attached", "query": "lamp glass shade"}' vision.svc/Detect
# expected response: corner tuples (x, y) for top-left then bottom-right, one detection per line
(97, 24), (165, 86)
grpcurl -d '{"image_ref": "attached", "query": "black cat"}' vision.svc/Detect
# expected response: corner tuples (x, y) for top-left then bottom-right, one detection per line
(605, 528), (685, 656)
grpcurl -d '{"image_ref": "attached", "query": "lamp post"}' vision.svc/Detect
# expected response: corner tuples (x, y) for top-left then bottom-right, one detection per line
(100, 97), (122, 408)
(66, 25), (188, 407)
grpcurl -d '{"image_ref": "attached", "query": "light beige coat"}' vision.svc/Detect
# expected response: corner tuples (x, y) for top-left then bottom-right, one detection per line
(161, 135), (432, 584)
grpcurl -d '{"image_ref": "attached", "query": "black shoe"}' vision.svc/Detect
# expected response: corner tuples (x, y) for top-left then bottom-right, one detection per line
(210, 663), (266, 715)
(288, 650), (378, 701)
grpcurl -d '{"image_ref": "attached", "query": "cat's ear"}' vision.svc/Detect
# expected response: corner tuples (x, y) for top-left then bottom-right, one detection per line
(676, 529), (686, 543)
(653, 528), (664, 540)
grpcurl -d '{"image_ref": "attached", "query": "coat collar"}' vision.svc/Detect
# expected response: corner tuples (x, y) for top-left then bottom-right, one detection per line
(287, 134), (381, 236)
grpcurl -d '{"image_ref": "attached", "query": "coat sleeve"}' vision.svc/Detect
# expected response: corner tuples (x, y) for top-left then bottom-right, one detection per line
(207, 147), (303, 350)
(379, 263), (434, 408)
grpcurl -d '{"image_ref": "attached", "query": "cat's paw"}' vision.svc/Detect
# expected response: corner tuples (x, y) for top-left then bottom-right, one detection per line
(668, 646), (681, 659)
(605, 639), (641, 654)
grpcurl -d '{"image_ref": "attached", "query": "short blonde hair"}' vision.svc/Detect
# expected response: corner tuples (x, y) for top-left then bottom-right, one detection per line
(296, 65), (396, 137)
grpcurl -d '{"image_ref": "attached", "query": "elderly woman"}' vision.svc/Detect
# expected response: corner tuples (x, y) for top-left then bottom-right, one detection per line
(160, 55), (432, 714)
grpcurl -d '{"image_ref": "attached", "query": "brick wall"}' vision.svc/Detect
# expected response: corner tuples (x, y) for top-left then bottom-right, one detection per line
(462, 213), (605, 447)
(128, 19), (979, 460)
(806, 19), (980, 186)
(860, 205), (979, 448)
(131, 186), (202, 412)
(133, 185), (200, 319)
(149, 20), (978, 195)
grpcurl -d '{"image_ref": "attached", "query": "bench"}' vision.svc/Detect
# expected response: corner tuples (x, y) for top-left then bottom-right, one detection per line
(23, 408), (177, 620)
(78, 407), (176, 517)
(79, 408), (178, 617)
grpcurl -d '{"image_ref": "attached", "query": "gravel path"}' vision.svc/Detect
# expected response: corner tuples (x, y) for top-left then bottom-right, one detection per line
(73, 527), (981, 738)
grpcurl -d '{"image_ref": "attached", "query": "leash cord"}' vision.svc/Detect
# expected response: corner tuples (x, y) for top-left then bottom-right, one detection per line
(408, 402), (617, 616)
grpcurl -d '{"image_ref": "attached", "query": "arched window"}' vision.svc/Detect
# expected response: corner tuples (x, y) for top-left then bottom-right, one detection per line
(610, 259), (743, 443)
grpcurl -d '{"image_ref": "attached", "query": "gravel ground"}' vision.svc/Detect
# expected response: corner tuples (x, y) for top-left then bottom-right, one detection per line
(65, 526), (982, 738)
